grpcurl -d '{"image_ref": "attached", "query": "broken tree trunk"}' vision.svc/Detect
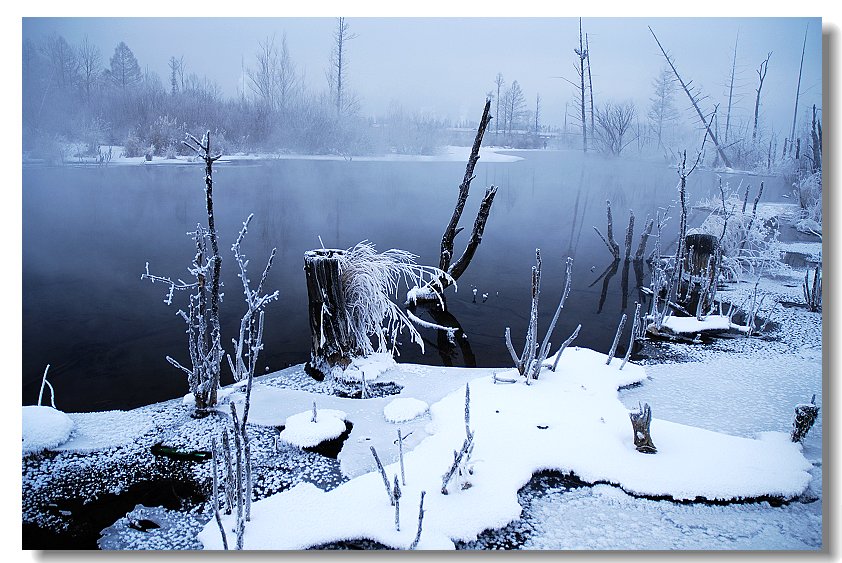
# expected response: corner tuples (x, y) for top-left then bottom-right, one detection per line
(409, 99), (498, 303)
(304, 249), (362, 377)
(629, 402), (657, 453)
(791, 394), (819, 443)
(684, 234), (719, 278)
(594, 200), (620, 260)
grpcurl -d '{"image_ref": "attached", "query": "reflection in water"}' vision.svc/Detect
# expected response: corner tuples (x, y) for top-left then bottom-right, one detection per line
(23, 152), (788, 411)
(409, 303), (476, 368)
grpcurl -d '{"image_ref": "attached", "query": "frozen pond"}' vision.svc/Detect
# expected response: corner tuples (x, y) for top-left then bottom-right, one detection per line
(22, 150), (789, 412)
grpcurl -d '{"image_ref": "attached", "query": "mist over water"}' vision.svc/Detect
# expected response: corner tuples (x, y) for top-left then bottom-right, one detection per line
(22, 152), (788, 412)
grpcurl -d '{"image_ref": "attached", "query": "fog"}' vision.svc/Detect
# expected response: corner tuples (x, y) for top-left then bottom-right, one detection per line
(24, 17), (820, 136)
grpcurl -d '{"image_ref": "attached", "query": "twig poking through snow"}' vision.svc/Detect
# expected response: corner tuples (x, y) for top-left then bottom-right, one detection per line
(397, 429), (406, 486)
(620, 303), (641, 370)
(210, 437), (229, 550)
(37, 364), (56, 408)
(606, 313), (627, 365)
(551, 324), (582, 372)
(409, 491), (426, 550)
(370, 446), (394, 506)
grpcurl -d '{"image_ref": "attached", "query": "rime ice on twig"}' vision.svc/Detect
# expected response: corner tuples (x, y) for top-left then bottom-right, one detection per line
(397, 429), (406, 486)
(210, 437), (229, 550)
(393, 475), (401, 531)
(409, 491), (426, 550)
(370, 446), (394, 505)
(37, 364), (56, 408)
(620, 303), (641, 370)
(551, 324), (582, 372)
(606, 313), (627, 365)
(441, 384), (475, 495)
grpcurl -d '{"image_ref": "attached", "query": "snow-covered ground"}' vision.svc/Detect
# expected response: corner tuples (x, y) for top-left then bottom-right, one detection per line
(21, 232), (824, 552)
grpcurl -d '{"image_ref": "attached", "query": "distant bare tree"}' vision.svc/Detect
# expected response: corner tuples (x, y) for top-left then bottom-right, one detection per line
(328, 17), (359, 118)
(534, 92), (541, 136)
(43, 33), (79, 91)
(788, 23), (809, 155)
(494, 73), (505, 135)
(248, 34), (298, 116)
(77, 36), (101, 103)
(574, 18), (588, 152)
(648, 66), (678, 149)
(505, 80), (526, 135)
(752, 52), (771, 143)
(723, 30), (740, 144)
(594, 101), (637, 156)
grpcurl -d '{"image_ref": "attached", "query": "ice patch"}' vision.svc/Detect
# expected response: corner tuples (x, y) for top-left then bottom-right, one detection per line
(384, 398), (429, 423)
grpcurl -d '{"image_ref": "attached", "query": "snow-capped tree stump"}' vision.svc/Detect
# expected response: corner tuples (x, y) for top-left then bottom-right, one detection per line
(304, 249), (361, 377)
(791, 394), (819, 443)
(684, 234), (719, 278)
(629, 402), (657, 453)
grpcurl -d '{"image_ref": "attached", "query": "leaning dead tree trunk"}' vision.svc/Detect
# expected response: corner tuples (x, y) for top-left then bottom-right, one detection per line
(436, 99), (497, 290)
(752, 52), (771, 143)
(629, 402), (657, 453)
(304, 249), (363, 376)
(649, 26), (732, 168)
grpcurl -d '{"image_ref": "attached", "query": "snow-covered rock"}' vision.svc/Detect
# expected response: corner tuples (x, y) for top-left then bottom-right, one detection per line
(22, 405), (74, 454)
(278, 409), (348, 449)
(383, 398), (429, 423)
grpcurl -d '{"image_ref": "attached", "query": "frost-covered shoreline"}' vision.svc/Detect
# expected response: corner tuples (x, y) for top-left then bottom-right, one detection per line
(22, 144), (524, 167)
(21, 225), (823, 551)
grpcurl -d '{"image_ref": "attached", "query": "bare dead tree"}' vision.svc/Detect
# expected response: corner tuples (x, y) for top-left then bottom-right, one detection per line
(594, 199), (621, 260)
(585, 32), (595, 142)
(724, 30), (739, 144)
(494, 73), (505, 135)
(809, 104), (822, 172)
(593, 100), (638, 156)
(330, 17), (358, 118)
(649, 26), (732, 168)
(142, 131), (223, 416)
(575, 18), (588, 152)
(789, 23), (809, 155)
(505, 253), (574, 381)
(752, 52), (772, 143)
(432, 99), (497, 295)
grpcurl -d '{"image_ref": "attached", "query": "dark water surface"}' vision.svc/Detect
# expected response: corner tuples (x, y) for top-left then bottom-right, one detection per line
(22, 151), (787, 412)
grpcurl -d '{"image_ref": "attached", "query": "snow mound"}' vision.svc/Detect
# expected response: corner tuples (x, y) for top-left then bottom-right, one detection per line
(384, 398), (429, 423)
(335, 353), (397, 383)
(199, 347), (811, 550)
(278, 409), (348, 448)
(657, 315), (749, 334)
(22, 406), (74, 455)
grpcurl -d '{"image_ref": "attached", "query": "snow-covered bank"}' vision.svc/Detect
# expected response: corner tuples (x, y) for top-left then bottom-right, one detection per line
(197, 347), (811, 550)
(36, 144), (524, 167)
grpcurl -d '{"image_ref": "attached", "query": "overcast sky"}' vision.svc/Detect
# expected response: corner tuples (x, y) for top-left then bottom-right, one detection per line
(23, 17), (822, 137)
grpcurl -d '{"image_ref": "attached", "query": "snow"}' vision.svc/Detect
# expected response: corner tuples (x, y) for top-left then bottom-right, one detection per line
(54, 145), (523, 167)
(22, 406), (74, 455)
(278, 409), (348, 449)
(53, 409), (159, 453)
(198, 346), (811, 550)
(657, 314), (750, 334)
(334, 352), (396, 383)
(383, 398), (429, 423)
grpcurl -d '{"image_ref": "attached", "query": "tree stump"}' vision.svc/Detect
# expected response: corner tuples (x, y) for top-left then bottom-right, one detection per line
(304, 249), (361, 377)
(629, 402), (657, 453)
(791, 395), (819, 443)
(684, 234), (719, 278)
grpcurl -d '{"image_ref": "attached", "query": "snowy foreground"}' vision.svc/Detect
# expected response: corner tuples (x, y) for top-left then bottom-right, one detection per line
(22, 239), (823, 550)
(193, 347), (810, 550)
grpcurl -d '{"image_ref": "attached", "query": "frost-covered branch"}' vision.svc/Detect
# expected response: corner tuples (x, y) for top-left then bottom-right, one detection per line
(606, 313), (627, 365)
(37, 364), (56, 408)
(370, 445), (394, 506)
(409, 491), (426, 550)
(210, 437), (229, 550)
